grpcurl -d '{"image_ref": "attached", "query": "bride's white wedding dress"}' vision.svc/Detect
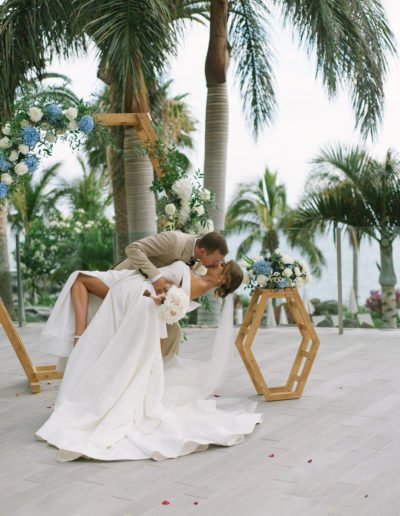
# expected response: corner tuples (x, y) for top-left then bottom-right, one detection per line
(36, 261), (262, 461)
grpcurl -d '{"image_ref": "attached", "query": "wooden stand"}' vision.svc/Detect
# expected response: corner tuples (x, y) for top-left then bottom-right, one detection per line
(235, 288), (320, 401)
(0, 298), (62, 393)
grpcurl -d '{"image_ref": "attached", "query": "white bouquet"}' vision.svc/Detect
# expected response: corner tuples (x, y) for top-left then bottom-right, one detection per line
(158, 286), (190, 324)
(144, 286), (190, 324)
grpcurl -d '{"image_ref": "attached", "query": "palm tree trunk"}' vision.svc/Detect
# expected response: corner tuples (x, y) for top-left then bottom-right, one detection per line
(124, 127), (157, 240)
(204, 0), (230, 232)
(0, 203), (14, 316)
(379, 239), (397, 328)
(350, 228), (359, 303)
(107, 125), (128, 260)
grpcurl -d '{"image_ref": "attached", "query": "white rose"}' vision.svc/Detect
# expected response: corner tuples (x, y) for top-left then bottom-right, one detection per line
(0, 173), (12, 185)
(200, 188), (211, 201)
(274, 248), (282, 256)
(256, 274), (268, 286)
(165, 203), (176, 216)
(8, 150), (18, 162)
(0, 136), (12, 149)
(68, 120), (78, 131)
(45, 133), (56, 143)
(283, 268), (293, 277)
(20, 119), (30, 128)
(305, 273), (312, 284)
(65, 107), (78, 121)
(18, 144), (29, 155)
(28, 107), (43, 122)
(2, 124), (11, 135)
(194, 204), (205, 216)
(75, 227), (82, 234)
(294, 267), (301, 277)
(172, 177), (192, 201)
(295, 277), (305, 288)
(15, 162), (28, 176)
(40, 122), (50, 130)
(281, 254), (294, 264)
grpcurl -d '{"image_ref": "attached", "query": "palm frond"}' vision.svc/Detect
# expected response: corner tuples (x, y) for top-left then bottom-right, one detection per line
(229, 0), (276, 137)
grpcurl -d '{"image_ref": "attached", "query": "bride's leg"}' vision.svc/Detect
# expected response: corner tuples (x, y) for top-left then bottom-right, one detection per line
(71, 274), (109, 343)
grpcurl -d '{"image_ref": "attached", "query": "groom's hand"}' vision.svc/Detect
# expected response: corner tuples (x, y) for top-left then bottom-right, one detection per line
(153, 276), (173, 294)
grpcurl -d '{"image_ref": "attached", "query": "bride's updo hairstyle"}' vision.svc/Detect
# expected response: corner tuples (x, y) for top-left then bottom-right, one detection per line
(215, 260), (244, 298)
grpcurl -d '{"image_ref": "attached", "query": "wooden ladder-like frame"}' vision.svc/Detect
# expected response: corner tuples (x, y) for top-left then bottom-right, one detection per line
(235, 288), (320, 401)
(0, 298), (62, 393)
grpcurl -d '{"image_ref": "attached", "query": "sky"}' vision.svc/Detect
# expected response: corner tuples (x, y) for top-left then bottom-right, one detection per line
(47, 0), (400, 208)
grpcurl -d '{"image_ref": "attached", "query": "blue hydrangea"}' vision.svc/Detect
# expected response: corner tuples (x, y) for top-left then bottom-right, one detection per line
(0, 182), (8, 199)
(22, 126), (40, 148)
(252, 259), (272, 276)
(24, 154), (40, 172)
(280, 278), (289, 288)
(45, 104), (63, 122)
(0, 152), (11, 172)
(77, 115), (94, 134)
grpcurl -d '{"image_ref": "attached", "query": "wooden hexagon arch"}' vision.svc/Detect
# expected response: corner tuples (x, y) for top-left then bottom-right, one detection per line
(235, 288), (320, 401)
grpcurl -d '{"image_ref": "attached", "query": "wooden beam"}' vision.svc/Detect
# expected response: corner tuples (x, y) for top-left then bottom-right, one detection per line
(94, 112), (163, 177)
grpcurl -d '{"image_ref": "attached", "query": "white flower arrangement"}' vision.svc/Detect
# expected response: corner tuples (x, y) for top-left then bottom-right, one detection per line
(244, 250), (312, 295)
(157, 286), (190, 324)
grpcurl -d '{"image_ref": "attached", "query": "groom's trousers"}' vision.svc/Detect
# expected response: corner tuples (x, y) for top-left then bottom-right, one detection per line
(161, 323), (181, 357)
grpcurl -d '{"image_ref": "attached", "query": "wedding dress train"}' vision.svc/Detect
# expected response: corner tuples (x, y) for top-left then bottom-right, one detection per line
(36, 261), (262, 461)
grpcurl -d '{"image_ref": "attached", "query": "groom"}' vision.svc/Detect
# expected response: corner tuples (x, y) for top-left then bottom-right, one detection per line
(113, 231), (228, 356)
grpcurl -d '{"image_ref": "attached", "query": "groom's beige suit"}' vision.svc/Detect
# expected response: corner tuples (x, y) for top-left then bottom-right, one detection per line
(113, 231), (197, 356)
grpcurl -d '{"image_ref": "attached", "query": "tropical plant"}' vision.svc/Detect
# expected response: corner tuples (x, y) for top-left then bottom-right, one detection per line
(225, 167), (324, 275)
(288, 144), (400, 328)
(8, 162), (62, 234)
(203, 0), (396, 230)
(59, 156), (112, 221)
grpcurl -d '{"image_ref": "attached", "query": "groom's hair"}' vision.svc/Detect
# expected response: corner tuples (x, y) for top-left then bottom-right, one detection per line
(197, 232), (228, 255)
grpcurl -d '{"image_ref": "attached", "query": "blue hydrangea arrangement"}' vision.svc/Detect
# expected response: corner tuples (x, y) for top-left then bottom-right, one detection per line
(243, 250), (312, 294)
(0, 99), (96, 202)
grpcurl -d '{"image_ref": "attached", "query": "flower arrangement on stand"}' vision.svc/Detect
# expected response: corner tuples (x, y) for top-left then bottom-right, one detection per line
(147, 143), (217, 235)
(0, 97), (97, 202)
(243, 250), (312, 295)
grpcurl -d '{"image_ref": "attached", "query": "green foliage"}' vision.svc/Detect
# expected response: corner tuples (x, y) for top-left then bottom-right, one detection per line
(146, 142), (217, 234)
(19, 211), (114, 301)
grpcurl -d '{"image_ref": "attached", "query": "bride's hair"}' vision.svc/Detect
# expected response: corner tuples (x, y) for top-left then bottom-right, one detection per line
(215, 260), (244, 298)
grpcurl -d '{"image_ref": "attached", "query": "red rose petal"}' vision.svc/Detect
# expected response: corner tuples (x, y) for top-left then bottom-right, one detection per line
(365, 494), (368, 498)
(268, 453), (275, 458)
(214, 394), (220, 397)
(307, 459), (312, 463)
(193, 501), (199, 505)
(161, 500), (170, 505)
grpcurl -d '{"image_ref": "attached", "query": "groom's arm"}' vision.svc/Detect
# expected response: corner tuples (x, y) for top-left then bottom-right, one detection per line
(124, 231), (182, 281)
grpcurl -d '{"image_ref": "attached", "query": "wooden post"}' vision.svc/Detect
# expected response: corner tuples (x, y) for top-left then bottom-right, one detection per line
(235, 288), (320, 401)
(0, 298), (62, 393)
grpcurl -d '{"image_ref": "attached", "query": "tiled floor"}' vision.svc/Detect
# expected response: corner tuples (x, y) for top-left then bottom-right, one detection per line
(1, 323), (400, 516)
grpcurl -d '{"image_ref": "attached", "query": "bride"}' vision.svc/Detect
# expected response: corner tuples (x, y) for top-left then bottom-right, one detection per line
(36, 260), (263, 461)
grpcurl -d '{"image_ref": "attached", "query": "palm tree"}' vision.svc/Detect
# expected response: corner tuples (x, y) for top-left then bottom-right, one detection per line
(60, 156), (112, 220)
(0, 0), (205, 244)
(225, 167), (324, 274)
(289, 144), (400, 328)
(203, 0), (396, 230)
(8, 163), (62, 235)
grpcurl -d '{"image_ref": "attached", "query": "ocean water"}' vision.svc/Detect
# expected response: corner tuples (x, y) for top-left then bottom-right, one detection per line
(226, 232), (400, 308)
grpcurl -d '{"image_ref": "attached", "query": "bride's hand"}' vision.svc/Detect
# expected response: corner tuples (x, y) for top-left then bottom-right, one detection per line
(153, 294), (166, 305)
